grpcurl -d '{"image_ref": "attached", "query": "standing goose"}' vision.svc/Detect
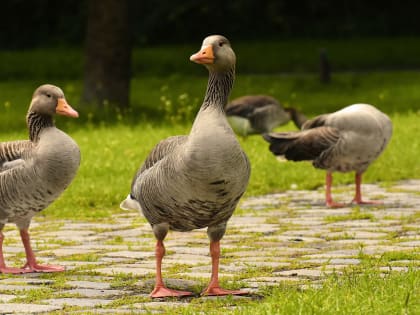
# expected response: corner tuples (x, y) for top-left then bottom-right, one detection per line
(263, 104), (392, 207)
(121, 35), (250, 297)
(0, 84), (80, 273)
(225, 95), (307, 136)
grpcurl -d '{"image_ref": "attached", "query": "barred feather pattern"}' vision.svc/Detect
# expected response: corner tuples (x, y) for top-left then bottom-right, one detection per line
(26, 111), (53, 141)
(0, 141), (32, 167)
(202, 68), (234, 110)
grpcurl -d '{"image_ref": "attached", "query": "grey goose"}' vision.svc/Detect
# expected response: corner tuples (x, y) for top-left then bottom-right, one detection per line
(225, 95), (307, 136)
(263, 104), (392, 207)
(0, 84), (80, 273)
(121, 35), (250, 297)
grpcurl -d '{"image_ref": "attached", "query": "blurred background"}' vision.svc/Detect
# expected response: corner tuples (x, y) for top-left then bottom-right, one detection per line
(0, 0), (420, 128)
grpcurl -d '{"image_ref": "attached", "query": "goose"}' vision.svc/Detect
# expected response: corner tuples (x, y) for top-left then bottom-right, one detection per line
(0, 84), (80, 273)
(121, 35), (250, 298)
(225, 95), (307, 136)
(263, 104), (392, 207)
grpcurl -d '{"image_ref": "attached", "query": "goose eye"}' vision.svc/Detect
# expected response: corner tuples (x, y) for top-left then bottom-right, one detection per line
(219, 41), (224, 47)
(46, 93), (51, 98)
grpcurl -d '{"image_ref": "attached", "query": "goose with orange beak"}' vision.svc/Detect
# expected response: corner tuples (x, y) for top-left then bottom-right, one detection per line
(0, 84), (80, 274)
(121, 35), (250, 298)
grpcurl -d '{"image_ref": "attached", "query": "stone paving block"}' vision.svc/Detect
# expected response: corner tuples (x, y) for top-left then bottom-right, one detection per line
(305, 258), (360, 265)
(179, 271), (235, 279)
(398, 240), (420, 247)
(348, 230), (389, 239)
(67, 280), (111, 290)
(164, 253), (211, 265)
(279, 217), (325, 226)
(0, 180), (418, 313)
(130, 301), (187, 312)
(43, 297), (113, 307)
(96, 266), (154, 276)
(230, 216), (269, 224)
(48, 247), (98, 257)
(328, 220), (381, 228)
(99, 228), (143, 238)
(244, 261), (290, 268)
(0, 303), (61, 313)
(237, 224), (281, 234)
(362, 245), (415, 255)
(2, 246), (23, 254)
(64, 287), (130, 298)
(302, 249), (360, 259)
(274, 268), (328, 278)
(0, 284), (42, 291)
(0, 294), (16, 302)
(327, 239), (381, 246)
(104, 250), (154, 259)
(0, 277), (53, 285)
(169, 246), (210, 256)
(244, 276), (302, 287)
(72, 309), (141, 314)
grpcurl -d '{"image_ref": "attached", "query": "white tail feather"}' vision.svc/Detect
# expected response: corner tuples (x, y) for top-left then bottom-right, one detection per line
(120, 194), (142, 211)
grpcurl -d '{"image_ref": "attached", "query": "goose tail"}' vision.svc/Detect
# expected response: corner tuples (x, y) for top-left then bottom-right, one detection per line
(120, 194), (142, 211)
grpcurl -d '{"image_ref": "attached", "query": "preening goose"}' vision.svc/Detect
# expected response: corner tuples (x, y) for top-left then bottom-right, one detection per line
(121, 35), (250, 297)
(263, 104), (392, 207)
(225, 95), (307, 136)
(0, 84), (80, 273)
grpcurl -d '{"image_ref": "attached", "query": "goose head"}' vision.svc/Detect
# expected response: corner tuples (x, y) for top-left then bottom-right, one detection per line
(190, 35), (236, 73)
(29, 84), (78, 118)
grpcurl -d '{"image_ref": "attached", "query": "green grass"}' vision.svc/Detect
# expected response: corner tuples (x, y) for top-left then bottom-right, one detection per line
(0, 70), (419, 220)
(324, 207), (376, 223)
(144, 266), (418, 315)
(232, 268), (419, 315)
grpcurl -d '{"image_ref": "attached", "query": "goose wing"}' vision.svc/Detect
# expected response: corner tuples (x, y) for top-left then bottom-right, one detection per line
(263, 126), (340, 161)
(226, 95), (279, 118)
(0, 140), (33, 172)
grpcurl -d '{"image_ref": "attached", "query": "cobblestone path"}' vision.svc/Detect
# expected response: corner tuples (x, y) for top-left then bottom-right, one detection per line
(0, 180), (419, 314)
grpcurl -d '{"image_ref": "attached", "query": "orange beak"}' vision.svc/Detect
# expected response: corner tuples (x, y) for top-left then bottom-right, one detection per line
(190, 45), (215, 64)
(56, 98), (79, 118)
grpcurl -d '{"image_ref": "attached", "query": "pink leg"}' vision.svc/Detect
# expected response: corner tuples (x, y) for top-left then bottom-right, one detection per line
(352, 173), (382, 205)
(0, 232), (31, 274)
(325, 172), (345, 208)
(150, 240), (192, 298)
(20, 229), (64, 273)
(202, 240), (248, 296)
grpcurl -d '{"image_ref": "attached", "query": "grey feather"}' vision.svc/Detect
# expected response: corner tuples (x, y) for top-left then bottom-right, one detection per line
(125, 35), (250, 242)
(226, 95), (307, 135)
(0, 84), (80, 229)
(264, 104), (392, 173)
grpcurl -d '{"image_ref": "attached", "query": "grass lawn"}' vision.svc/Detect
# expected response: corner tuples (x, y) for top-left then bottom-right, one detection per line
(176, 266), (419, 315)
(0, 70), (419, 219)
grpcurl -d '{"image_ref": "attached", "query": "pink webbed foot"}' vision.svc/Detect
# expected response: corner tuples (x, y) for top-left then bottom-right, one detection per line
(0, 266), (32, 274)
(326, 200), (347, 208)
(22, 262), (65, 273)
(202, 286), (248, 296)
(151, 285), (193, 298)
(352, 199), (383, 206)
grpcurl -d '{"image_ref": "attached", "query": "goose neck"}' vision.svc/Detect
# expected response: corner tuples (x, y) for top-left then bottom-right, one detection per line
(202, 67), (235, 110)
(27, 111), (54, 142)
